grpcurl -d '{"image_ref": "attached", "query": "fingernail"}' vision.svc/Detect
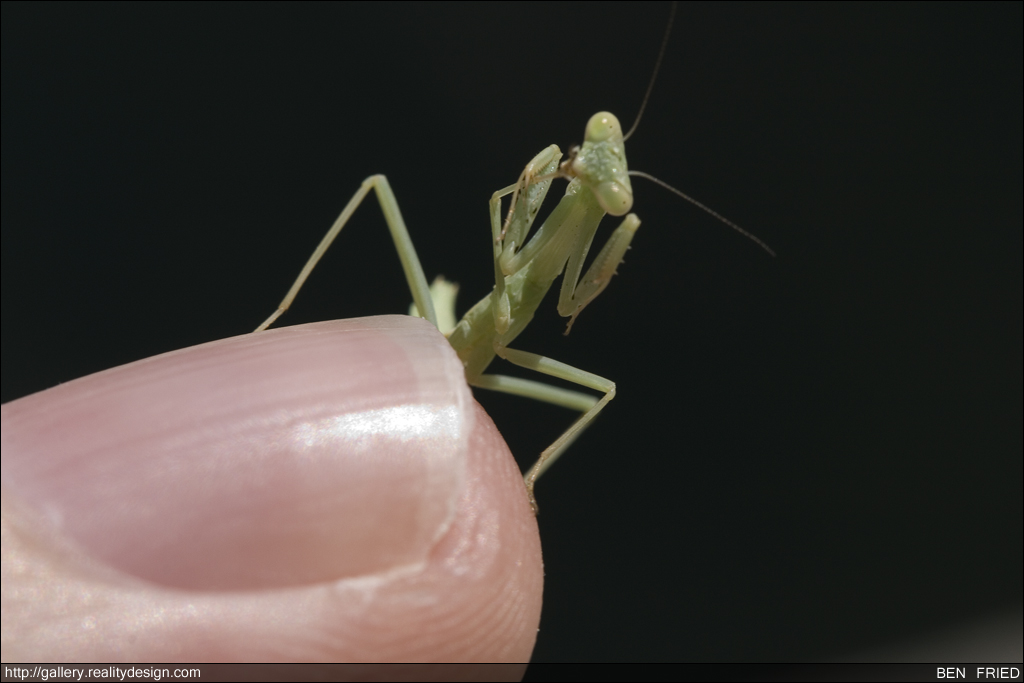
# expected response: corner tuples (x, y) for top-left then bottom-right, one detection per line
(1, 316), (472, 590)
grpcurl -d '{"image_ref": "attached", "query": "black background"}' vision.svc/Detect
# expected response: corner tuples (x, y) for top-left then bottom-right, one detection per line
(3, 2), (1021, 662)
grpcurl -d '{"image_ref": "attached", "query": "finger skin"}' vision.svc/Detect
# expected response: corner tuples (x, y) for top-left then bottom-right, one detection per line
(1, 316), (543, 667)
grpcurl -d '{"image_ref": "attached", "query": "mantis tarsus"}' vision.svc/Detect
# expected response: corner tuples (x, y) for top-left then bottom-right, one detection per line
(255, 7), (771, 512)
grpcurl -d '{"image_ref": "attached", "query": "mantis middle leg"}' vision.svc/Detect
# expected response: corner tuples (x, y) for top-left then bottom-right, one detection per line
(471, 345), (616, 512)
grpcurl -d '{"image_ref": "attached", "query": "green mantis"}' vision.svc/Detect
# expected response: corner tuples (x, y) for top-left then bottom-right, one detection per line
(255, 111), (636, 512)
(254, 7), (772, 512)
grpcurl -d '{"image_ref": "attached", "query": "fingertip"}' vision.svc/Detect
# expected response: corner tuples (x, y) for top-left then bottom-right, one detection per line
(2, 315), (543, 662)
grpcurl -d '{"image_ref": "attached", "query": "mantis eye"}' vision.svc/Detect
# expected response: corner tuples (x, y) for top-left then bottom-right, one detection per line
(585, 112), (622, 143)
(595, 181), (633, 216)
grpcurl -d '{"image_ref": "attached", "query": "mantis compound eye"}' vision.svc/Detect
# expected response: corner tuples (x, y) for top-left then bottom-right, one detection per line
(585, 112), (623, 143)
(595, 181), (633, 216)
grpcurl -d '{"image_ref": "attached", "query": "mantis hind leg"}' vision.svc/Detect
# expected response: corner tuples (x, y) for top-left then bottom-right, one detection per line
(255, 175), (436, 332)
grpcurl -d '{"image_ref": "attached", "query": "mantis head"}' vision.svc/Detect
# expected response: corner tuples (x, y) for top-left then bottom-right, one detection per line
(569, 112), (634, 217)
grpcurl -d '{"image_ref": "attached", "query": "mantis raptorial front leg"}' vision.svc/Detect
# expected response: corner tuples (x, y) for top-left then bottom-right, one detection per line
(254, 175), (437, 333)
(558, 213), (640, 334)
(488, 145), (561, 337)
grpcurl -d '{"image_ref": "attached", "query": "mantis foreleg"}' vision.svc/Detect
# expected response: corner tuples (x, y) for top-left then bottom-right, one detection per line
(558, 213), (641, 334)
(488, 146), (560, 335)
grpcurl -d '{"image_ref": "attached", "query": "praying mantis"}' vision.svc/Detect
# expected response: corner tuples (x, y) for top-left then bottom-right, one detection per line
(253, 5), (773, 512)
(256, 112), (637, 512)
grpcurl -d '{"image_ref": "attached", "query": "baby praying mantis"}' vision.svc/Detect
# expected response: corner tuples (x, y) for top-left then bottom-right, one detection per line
(255, 115), (634, 513)
(254, 7), (773, 512)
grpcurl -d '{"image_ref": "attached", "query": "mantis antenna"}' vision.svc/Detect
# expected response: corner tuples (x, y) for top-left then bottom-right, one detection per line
(621, 1), (776, 257)
(623, 1), (677, 142)
(631, 171), (777, 257)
